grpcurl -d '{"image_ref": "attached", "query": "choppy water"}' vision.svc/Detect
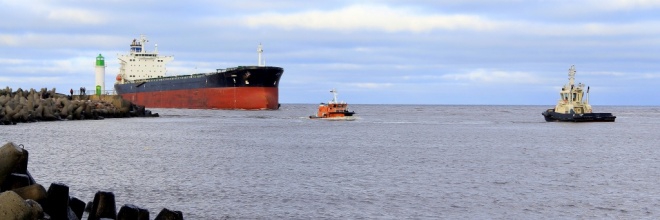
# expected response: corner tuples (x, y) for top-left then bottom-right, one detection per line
(2, 105), (660, 219)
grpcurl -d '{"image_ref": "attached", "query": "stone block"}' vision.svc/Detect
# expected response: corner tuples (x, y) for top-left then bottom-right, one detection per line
(155, 208), (184, 220)
(0, 142), (23, 185)
(88, 191), (117, 220)
(45, 182), (70, 219)
(0, 191), (43, 219)
(11, 183), (47, 205)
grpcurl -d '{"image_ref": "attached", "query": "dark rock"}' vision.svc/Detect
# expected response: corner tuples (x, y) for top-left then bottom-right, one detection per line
(67, 206), (78, 220)
(70, 196), (85, 220)
(45, 182), (70, 219)
(155, 208), (184, 220)
(1, 173), (31, 190)
(137, 208), (150, 220)
(25, 170), (36, 186)
(118, 204), (150, 220)
(88, 191), (117, 220)
(85, 201), (93, 212)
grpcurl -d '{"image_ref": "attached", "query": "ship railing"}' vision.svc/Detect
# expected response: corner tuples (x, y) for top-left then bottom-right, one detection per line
(216, 66), (262, 73)
(71, 90), (117, 96)
(123, 73), (210, 84)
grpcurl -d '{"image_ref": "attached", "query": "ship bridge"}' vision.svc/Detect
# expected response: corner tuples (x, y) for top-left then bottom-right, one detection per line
(130, 39), (142, 53)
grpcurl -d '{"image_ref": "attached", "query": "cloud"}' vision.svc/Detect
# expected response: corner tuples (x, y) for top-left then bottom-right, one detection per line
(0, 33), (124, 48)
(242, 4), (501, 32)
(0, 35), (19, 46)
(0, 1), (108, 29)
(0, 76), (61, 84)
(521, 21), (660, 36)
(441, 69), (542, 84)
(640, 73), (660, 79)
(0, 56), (93, 75)
(588, 0), (660, 10)
(0, 58), (27, 65)
(46, 8), (106, 25)
(348, 82), (394, 89)
(235, 3), (660, 37)
(583, 71), (626, 77)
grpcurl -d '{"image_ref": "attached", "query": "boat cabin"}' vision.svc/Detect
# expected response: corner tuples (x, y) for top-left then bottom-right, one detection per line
(554, 65), (593, 114)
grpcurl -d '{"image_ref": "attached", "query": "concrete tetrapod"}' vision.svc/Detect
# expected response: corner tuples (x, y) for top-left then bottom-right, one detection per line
(0, 141), (184, 219)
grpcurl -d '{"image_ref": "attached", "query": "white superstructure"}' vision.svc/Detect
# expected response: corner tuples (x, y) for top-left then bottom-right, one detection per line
(116, 35), (173, 83)
(553, 65), (592, 114)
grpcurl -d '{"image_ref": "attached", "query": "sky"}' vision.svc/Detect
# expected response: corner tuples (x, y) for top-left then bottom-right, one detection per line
(1, 0), (659, 105)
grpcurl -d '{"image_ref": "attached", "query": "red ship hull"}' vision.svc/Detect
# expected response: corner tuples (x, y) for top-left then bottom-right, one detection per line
(119, 87), (279, 110)
(114, 66), (283, 110)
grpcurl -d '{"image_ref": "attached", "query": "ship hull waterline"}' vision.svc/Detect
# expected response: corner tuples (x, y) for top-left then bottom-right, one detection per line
(309, 116), (356, 121)
(542, 109), (616, 122)
(309, 112), (356, 120)
(117, 87), (279, 110)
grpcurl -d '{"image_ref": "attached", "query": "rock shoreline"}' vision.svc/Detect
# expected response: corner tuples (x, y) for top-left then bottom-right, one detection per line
(0, 142), (184, 220)
(0, 87), (158, 125)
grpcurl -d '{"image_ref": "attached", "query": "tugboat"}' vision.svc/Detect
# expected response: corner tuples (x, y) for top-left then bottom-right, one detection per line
(542, 65), (616, 122)
(309, 89), (356, 120)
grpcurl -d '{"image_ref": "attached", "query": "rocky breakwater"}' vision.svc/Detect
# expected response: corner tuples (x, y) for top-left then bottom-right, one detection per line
(0, 87), (158, 125)
(0, 142), (184, 219)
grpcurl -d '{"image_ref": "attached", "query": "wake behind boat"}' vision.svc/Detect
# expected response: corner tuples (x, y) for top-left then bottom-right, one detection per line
(309, 89), (356, 121)
(542, 65), (615, 122)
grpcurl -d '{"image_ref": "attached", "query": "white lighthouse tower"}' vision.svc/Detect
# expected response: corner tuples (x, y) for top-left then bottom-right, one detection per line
(95, 54), (106, 95)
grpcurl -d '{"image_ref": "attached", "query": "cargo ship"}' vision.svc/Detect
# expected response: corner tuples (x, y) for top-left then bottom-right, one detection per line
(114, 35), (284, 109)
(542, 65), (615, 122)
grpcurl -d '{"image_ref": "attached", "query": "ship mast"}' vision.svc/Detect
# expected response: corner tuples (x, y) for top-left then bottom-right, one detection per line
(257, 43), (264, 67)
(330, 89), (338, 104)
(139, 34), (148, 53)
(568, 65), (576, 88)
(568, 65), (576, 104)
(586, 86), (590, 104)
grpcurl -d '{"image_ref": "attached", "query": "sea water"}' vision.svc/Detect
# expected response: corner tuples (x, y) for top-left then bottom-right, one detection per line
(1, 105), (660, 219)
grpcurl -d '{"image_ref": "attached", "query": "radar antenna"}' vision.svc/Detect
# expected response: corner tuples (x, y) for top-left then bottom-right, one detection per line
(330, 89), (338, 104)
(568, 65), (576, 86)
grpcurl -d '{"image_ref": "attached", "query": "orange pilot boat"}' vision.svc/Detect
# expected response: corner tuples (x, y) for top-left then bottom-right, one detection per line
(309, 89), (356, 120)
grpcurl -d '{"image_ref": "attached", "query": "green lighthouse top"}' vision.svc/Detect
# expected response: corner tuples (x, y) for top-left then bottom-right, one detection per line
(96, 54), (105, 66)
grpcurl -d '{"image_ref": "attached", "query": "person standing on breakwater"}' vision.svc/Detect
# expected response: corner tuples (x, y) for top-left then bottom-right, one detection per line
(70, 88), (73, 96)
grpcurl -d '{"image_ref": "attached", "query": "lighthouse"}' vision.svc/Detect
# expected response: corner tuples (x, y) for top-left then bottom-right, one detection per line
(95, 54), (106, 95)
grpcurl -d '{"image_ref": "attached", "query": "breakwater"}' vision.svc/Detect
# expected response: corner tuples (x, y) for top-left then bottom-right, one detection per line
(0, 87), (158, 125)
(0, 142), (184, 219)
